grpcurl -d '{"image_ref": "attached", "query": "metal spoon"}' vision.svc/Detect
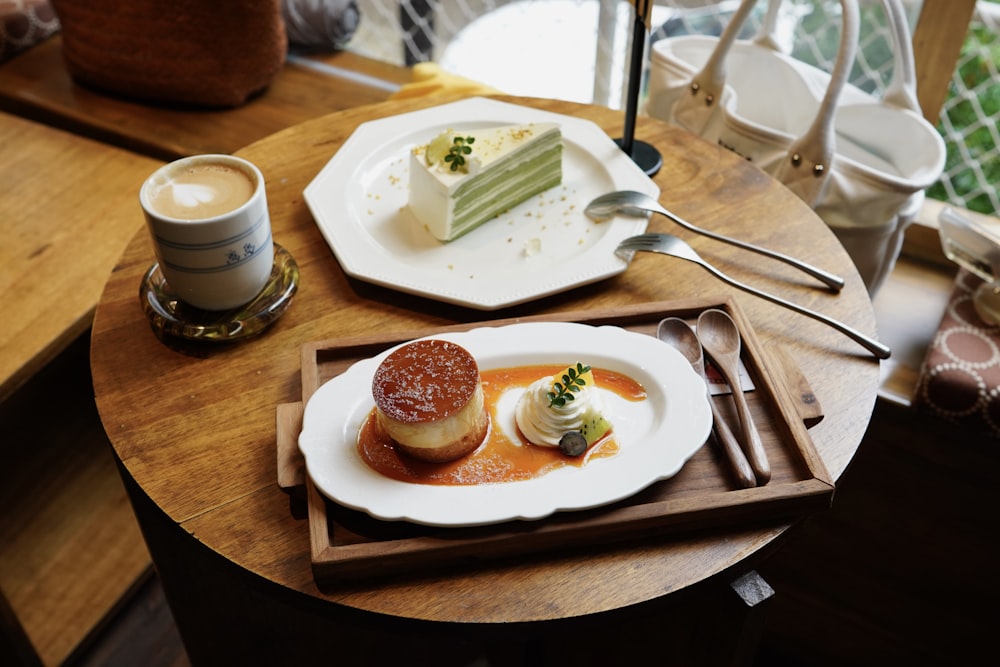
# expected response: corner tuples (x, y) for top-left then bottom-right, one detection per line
(586, 190), (845, 292)
(657, 317), (756, 489)
(696, 309), (771, 485)
(616, 232), (891, 360)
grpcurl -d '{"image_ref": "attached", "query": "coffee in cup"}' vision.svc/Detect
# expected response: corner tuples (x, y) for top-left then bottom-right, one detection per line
(146, 161), (256, 220)
(140, 154), (274, 311)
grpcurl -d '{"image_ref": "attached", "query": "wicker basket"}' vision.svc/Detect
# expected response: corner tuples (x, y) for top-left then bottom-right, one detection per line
(51, 0), (286, 108)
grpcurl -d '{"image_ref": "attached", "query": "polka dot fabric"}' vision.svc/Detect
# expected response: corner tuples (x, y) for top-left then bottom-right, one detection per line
(914, 269), (1000, 437)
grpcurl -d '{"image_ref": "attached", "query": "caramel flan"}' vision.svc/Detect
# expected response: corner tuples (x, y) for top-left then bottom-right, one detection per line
(372, 339), (489, 462)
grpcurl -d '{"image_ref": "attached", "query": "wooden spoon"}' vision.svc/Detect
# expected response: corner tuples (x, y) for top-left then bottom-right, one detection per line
(657, 317), (756, 489)
(696, 309), (771, 484)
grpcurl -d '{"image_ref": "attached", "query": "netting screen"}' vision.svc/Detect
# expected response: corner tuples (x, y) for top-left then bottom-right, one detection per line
(348, 1), (999, 215)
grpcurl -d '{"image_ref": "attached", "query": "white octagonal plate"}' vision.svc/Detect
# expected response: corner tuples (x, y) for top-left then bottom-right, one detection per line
(303, 97), (659, 310)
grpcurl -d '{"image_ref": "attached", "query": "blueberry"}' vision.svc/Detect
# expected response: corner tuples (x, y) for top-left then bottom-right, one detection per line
(559, 431), (588, 457)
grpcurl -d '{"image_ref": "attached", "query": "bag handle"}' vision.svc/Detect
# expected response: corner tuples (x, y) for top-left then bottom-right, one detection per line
(675, 0), (859, 202)
(751, 0), (784, 52)
(877, 0), (921, 113)
(676, 0), (764, 127)
(773, 0), (927, 203)
(771, 0), (859, 204)
(753, 0), (920, 113)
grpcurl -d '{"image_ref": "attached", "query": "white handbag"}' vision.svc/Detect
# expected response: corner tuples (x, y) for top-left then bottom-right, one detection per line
(646, 0), (946, 294)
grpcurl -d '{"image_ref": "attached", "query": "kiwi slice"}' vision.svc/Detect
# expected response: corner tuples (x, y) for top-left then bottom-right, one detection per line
(559, 410), (612, 457)
(579, 409), (612, 445)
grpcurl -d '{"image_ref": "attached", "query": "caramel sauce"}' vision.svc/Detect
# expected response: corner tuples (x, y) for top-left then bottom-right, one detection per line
(357, 365), (646, 486)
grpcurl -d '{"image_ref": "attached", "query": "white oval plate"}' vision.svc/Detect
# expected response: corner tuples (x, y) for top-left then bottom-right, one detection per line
(298, 322), (712, 527)
(302, 97), (659, 310)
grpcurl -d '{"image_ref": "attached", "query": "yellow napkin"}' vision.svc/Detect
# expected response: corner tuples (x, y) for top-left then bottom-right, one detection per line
(389, 62), (502, 100)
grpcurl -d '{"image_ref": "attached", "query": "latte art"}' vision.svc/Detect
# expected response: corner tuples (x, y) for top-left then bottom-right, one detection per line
(148, 163), (255, 220)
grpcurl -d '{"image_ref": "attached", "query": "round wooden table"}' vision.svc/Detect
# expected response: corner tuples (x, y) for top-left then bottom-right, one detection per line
(91, 95), (881, 664)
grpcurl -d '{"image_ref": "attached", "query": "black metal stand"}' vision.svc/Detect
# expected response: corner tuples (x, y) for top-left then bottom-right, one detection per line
(615, 6), (662, 177)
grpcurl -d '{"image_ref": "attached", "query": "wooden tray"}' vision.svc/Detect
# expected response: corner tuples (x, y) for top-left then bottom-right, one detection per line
(275, 297), (833, 585)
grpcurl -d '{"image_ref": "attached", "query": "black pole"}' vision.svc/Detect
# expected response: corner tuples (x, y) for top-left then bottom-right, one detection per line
(620, 13), (645, 155)
(614, 5), (662, 177)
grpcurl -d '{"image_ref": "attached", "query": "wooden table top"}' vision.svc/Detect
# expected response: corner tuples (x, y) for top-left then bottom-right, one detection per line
(90, 95), (881, 627)
(0, 36), (412, 161)
(0, 111), (161, 402)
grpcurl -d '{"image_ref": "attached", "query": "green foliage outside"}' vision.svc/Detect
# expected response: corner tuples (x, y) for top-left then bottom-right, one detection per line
(795, 0), (999, 215)
(656, 1), (999, 215)
(926, 1), (999, 215)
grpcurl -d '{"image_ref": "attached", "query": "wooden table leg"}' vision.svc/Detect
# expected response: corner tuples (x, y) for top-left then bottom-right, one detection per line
(695, 570), (775, 666)
(732, 571), (776, 660)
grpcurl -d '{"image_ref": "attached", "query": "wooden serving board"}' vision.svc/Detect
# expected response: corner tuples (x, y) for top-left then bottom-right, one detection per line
(275, 297), (832, 585)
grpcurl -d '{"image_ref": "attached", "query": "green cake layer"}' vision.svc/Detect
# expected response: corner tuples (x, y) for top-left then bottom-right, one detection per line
(449, 137), (563, 240)
(408, 123), (564, 242)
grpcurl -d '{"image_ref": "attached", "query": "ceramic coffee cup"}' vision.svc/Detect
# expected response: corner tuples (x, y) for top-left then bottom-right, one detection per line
(140, 154), (274, 311)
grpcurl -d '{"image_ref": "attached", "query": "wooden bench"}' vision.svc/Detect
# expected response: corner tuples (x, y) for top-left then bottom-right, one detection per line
(0, 36), (412, 160)
(0, 39), (412, 665)
(0, 113), (160, 665)
(0, 38), (412, 400)
(0, 112), (163, 402)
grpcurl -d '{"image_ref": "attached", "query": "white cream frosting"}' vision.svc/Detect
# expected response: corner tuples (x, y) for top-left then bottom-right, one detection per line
(515, 376), (604, 447)
(416, 124), (558, 190)
(408, 123), (562, 242)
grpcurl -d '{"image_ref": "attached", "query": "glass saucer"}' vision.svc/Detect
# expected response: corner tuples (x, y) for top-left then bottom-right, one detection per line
(140, 243), (299, 342)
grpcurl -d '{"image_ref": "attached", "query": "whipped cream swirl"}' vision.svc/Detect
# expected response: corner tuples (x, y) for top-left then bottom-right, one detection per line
(515, 376), (604, 447)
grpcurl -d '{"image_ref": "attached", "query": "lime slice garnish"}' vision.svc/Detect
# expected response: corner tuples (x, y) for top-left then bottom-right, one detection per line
(425, 131), (454, 166)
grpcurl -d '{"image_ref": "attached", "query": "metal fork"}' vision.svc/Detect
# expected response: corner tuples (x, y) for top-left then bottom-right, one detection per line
(587, 190), (845, 292)
(616, 233), (891, 359)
